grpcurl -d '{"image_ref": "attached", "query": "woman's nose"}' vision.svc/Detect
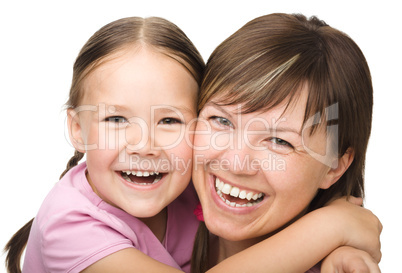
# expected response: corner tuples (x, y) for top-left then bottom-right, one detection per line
(218, 135), (260, 176)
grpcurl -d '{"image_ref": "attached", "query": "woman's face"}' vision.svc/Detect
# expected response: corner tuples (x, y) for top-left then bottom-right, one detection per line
(192, 86), (339, 241)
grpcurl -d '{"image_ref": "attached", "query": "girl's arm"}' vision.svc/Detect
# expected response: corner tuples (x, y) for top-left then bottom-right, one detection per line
(205, 198), (382, 273)
(81, 198), (381, 273)
(81, 248), (185, 273)
(321, 246), (381, 273)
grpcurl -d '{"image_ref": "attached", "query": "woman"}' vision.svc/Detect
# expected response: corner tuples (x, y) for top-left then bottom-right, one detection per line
(191, 13), (380, 272)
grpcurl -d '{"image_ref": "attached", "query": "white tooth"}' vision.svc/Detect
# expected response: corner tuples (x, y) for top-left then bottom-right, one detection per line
(150, 172), (154, 175)
(153, 176), (161, 183)
(230, 202), (236, 207)
(221, 183), (232, 195)
(246, 192), (253, 201)
(225, 200), (231, 205)
(252, 193), (259, 200)
(143, 171), (150, 177)
(155, 172), (159, 175)
(131, 171), (137, 175)
(218, 181), (224, 191)
(230, 187), (240, 197)
(258, 193), (263, 198)
(123, 175), (132, 182)
(136, 171), (143, 177)
(235, 204), (242, 207)
(239, 190), (247, 199)
(247, 202), (252, 207)
(125, 171), (131, 175)
(215, 178), (220, 188)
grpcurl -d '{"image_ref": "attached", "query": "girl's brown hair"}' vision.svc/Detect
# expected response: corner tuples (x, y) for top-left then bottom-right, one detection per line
(191, 13), (373, 273)
(5, 16), (204, 273)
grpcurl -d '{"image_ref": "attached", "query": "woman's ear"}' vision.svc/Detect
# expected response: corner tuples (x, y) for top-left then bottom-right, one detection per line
(67, 108), (86, 153)
(319, 148), (355, 189)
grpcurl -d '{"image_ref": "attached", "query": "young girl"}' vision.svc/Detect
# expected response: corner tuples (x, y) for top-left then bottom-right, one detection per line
(191, 13), (381, 272)
(5, 16), (381, 273)
(6, 16), (204, 273)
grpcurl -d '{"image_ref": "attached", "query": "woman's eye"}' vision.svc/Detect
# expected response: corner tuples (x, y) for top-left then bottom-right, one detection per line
(271, 137), (293, 148)
(105, 116), (127, 123)
(264, 137), (295, 155)
(211, 116), (233, 128)
(159, 117), (182, 125)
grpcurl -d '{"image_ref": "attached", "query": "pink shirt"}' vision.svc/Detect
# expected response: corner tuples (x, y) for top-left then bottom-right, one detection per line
(22, 162), (199, 273)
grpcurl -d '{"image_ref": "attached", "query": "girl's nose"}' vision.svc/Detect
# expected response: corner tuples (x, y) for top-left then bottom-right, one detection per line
(124, 120), (161, 158)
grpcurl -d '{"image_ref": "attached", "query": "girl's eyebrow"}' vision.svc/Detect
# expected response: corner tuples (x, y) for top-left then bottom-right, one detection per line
(105, 104), (131, 113)
(106, 104), (195, 115)
(153, 105), (196, 116)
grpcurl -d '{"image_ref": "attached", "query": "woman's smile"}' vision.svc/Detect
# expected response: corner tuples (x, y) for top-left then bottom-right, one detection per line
(213, 175), (266, 208)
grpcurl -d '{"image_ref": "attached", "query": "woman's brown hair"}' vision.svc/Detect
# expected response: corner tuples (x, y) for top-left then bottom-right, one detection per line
(4, 16), (204, 273)
(191, 13), (373, 273)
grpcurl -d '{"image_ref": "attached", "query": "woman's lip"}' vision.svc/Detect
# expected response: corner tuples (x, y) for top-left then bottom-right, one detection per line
(213, 175), (264, 194)
(207, 174), (266, 214)
(117, 171), (165, 191)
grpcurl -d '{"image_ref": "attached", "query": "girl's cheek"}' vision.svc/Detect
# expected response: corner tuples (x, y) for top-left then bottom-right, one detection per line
(154, 130), (188, 150)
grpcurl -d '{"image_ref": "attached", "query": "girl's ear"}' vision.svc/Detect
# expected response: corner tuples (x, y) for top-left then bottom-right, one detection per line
(319, 148), (354, 190)
(67, 109), (86, 153)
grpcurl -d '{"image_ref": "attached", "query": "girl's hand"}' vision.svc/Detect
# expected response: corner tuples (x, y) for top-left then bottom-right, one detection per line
(321, 246), (381, 273)
(324, 197), (382, 263)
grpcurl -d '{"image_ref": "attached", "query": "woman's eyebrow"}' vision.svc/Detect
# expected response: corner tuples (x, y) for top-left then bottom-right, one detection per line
(206, 102), (302, 135)
(269, 127), (302, 136)
(204, 101), (236, 119)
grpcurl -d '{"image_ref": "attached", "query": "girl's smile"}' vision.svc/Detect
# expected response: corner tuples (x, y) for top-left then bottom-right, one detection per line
(120, 170), (164, 185)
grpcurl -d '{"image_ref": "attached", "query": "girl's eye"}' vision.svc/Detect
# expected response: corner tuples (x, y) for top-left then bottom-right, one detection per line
(211, 116), (233, 128)
(159, 117), (182, 125)
(105, 116), (127, 123)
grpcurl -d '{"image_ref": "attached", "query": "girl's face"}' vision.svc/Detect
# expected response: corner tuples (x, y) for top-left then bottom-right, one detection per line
(192, 86), (343, 241)
(68, 47), (198, 218)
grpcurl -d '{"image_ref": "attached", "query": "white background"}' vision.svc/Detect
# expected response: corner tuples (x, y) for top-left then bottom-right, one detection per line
(1, 0), (400, 272)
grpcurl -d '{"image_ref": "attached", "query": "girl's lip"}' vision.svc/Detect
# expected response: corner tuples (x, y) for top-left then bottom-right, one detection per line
(207, 174), (266, 214)
(117, 171), (165, 191)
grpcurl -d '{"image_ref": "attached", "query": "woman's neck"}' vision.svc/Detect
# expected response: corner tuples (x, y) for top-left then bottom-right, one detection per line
(215, 209), (309, 264)
(217, 235), (267, 263)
